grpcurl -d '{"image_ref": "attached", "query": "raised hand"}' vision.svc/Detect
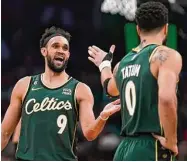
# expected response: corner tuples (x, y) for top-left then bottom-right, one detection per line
(88, 45), (116, 67)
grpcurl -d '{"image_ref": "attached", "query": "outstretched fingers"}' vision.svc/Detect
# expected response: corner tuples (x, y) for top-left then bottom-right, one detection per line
(92, 45), (101, 52)
(88, 46), (98, 55)
(88, 56), (95, 63)
(88, 49), (96, 58)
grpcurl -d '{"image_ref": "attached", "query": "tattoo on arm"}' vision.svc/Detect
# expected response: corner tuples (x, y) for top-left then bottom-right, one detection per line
(151, 49), (169, 65)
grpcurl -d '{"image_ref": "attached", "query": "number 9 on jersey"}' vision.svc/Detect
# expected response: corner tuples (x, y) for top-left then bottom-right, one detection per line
(57, 115), (67, 134)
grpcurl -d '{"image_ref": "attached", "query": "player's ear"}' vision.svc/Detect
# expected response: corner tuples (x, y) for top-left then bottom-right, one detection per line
(164, 23), (169, 36)
(41, 47), (47, 57)
(136, 25), (141, 36)
(67, 51), (70, 59)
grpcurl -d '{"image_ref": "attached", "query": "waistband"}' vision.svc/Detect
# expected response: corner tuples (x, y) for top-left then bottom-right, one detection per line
(122, 132), (161, 140)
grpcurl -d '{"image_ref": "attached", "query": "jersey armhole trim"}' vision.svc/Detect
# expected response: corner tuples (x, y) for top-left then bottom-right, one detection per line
(21, 77), (33, 107)
(149, 45), (162, 63)
(71, 81), (79, 156)
(73, 82), (79, 116)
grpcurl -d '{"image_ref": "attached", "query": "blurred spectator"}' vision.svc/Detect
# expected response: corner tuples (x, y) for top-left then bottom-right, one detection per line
(1, 40), (10, 60)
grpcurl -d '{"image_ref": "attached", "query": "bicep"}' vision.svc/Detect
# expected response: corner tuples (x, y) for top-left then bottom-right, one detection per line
(158, 69), (178, 100)
(12, 119), (21, 143)
(1, 81), (24, 136)
(77, 83), (95, 133)
(157, 50), (182, 101)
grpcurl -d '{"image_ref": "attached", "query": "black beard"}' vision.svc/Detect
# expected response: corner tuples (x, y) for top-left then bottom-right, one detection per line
(47, 56), (68, 73)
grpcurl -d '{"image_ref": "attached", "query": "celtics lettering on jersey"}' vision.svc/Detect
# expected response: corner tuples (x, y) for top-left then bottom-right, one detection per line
(25, 97), (73, 135)
(25, 97), (72, 114)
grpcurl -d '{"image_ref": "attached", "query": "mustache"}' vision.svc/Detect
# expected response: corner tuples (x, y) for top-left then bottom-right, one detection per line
(55, 52), (65, 57)
(53, 53), (67, 61)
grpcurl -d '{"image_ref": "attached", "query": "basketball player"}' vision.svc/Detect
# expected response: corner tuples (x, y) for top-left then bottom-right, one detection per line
(88, 2), (182, 160)
(1, 26), (121, 161)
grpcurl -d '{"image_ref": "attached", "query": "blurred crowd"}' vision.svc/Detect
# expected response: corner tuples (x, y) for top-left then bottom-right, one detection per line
(1, 0), (187, 160)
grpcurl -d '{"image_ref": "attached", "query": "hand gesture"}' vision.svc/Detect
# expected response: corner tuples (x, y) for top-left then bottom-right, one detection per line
(88, 45), (116, 67)
(100, 99), (120, 120)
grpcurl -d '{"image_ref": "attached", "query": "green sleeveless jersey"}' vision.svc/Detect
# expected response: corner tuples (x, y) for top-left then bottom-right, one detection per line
(16, 74), (79, 160)
(116, 44), (162, 136)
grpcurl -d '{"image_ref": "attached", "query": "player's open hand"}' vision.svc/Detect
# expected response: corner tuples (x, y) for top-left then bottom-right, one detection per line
(88, 45), (116, 67)
(153, 134), (178, 156)
(100, 99), (120, 120)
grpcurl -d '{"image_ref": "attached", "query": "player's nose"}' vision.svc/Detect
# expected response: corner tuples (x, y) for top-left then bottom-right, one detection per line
(56, 48), (64, 53)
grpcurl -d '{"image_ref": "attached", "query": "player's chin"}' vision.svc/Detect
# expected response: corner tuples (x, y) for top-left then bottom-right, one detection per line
(54, 65), (64, 71)
(53, 67), (65, 73)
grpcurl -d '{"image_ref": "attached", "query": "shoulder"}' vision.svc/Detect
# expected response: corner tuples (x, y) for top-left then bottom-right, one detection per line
(114, 62), (120, 69)
(113, 62), (120, 74)
(17, 76), (31, 85)
(151, 46), (182, 66)
(150, 46), (182, 77)
(153, 46), (181, 61)
(75, 82), (94, 103)
(76, 82), (92, 95)
(13, 76), (31, 98)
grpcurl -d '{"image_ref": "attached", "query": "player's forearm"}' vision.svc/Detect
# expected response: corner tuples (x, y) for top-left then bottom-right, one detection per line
(1, 131), (11, 151)
(101, 67), (113, 86)
(159, 95), (177, 145)
(84, 113), (108, 141)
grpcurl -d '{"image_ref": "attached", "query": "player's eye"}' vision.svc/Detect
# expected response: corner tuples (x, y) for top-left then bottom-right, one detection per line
(62, 45), (68, 51)
(53, 44), (59, 49)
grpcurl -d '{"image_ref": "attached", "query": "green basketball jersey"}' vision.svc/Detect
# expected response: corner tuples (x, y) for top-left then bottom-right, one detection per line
(16, 74), (79, 161)
(115, 44), (163, 136)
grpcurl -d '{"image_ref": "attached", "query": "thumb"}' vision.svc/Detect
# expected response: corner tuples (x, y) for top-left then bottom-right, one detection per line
(152, 134), (164, 141)
(109, 45), (116, 54)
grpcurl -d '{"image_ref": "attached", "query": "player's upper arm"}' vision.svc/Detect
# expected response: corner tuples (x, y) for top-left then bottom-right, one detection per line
(12, 119), (21, 144)
(107, 62), (120, 96)
(1, 76), (31, 137)
(76, 82), (95, 138)
(152, 47), (182, 103)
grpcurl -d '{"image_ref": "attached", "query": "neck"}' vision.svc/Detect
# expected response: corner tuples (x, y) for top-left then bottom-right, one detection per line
(139, 35), (164, 48)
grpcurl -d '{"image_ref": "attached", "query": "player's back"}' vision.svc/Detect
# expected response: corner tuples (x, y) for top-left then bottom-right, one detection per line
(16, 74), (79, 161)
(116, 44), (162, 136)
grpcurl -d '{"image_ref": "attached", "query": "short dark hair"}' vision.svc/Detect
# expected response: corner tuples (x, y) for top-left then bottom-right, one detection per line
(40, 26), (71, 48)
(135, 1), (168, 32)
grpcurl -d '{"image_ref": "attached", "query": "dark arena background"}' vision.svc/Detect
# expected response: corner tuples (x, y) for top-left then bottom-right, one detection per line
(1, 0), (187, 160)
